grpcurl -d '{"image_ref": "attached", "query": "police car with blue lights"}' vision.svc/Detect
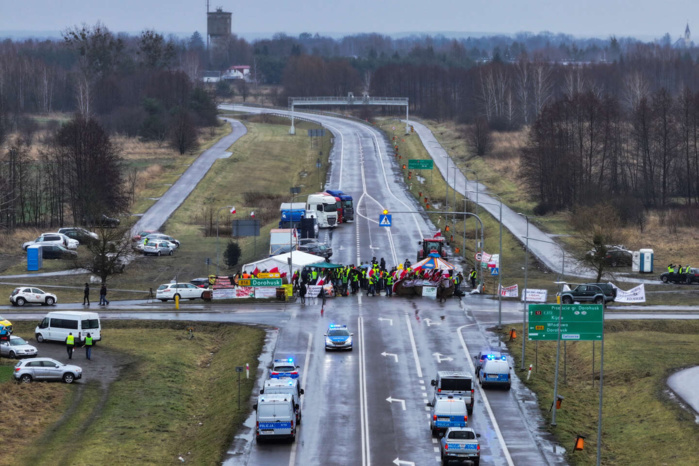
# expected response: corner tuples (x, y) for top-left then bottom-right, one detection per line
(474, 348), (506, 376)
(324, 324), (353, 351)
(270, 358), (300, 379)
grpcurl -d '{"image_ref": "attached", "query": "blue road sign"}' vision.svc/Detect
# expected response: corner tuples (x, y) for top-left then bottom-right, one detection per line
(490, 267), (499, 276)
(379, 214), (392, 227)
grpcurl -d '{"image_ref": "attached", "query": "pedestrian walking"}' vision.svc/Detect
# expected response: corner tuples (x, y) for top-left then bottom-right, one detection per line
(300, 282), (307, 305)
(319, 286), (327, 310)
(84, 333), (93, 360)
(66, 332), (75, 359)
(99, 283), (110, 305)
(83, 283), (90, 306)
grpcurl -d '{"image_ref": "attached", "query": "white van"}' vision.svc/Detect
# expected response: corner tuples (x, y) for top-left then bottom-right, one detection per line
(35, 311), (101, 343)
(306, 193), (338, 228)
(253, 394), (297, 442)
(479, 359), (511, 390)
(260, 378), (304, 424)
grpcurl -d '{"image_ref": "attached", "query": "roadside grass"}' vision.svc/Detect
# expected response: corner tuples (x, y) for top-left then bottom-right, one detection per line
(2, 320), (265, 466)
(498, 320), (699, 466)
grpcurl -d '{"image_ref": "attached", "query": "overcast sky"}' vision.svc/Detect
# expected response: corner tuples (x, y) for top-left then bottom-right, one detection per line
(1, 0), (697, 40)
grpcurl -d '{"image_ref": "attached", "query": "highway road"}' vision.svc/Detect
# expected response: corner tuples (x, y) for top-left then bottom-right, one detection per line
(219, 104), (565, 465)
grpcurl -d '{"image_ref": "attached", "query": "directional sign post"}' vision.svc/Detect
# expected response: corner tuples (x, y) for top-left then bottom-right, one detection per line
(528, 304), (604, 341)
(407, 159), (434, 170)
(379, 214), (392, 227)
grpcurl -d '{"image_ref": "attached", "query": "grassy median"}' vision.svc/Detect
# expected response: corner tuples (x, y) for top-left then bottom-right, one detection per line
(499, 320), (699, 465)
(0, 320), (266, 466)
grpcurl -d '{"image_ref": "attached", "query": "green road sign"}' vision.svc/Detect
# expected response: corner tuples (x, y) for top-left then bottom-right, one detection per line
(238, 278), (282, 287)
(408, 159), (434, 170)
(528, 304), (604, 341)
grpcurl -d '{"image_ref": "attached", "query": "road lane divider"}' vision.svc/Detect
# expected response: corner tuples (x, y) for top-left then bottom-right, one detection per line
(288, 332), (313, 466)
(358, 315), (371, 466)
(405, 314), (423, 379)
(457, 325), (514, 466)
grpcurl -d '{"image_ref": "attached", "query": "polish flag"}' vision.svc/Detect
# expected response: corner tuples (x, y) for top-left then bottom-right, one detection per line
(230, 206), (236, 214)
(269, 267), (280, 274)
(316, 278), (324, 286)
(434, 231), (442, 237)
(250, 211), (255, 218)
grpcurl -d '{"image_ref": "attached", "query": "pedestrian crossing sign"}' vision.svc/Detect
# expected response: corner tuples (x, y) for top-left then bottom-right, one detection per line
(379, 214), (392, 227)
(490, 267), (499, 276)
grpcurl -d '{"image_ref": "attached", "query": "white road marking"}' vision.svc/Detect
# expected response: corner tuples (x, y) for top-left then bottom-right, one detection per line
(378, 317), (393, 326)
(405, 314), (423, 378)
(381, 351), (399, 362)
(288, 332), (313, 466)
(358, 316), (371, 466)
(432, 352), (454, 363)
(431, 438), (438, 444)
(386, 396), (406, 410)
(458, 325), (515, 466)
(423, 318), (441, 327)
(392, 459), (415, 466)
(419, 380), (424, 384)
(433, 447), (440, 453)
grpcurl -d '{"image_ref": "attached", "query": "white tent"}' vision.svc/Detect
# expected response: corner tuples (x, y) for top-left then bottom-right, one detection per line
(241, 251), (325, 278)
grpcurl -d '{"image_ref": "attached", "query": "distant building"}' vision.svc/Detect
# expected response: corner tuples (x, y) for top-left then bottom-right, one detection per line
(222, 65), (251, 81)
(674, 23), (693, 48)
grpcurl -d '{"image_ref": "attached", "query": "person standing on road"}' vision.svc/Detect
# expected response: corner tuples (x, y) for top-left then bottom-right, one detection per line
(300, 282), (307, 305)
(386, 273), (393, 296)
(66, 332), (75, 359)
(84, 333), (93, 360)
(469, 269), (477, 289)
(319, 286), (326, 309)
(83, 283), (90, 306)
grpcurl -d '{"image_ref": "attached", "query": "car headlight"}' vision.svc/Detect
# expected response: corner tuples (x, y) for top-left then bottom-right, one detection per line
(325, 337), (332, 345)
(346, 336), (352, 344)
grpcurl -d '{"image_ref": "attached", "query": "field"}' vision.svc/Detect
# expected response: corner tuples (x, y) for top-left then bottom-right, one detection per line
(375, 117), (699, 304)
(498, 321), (699, 465)
(0, 113), (330, 302)
(0, 320), (265, 465)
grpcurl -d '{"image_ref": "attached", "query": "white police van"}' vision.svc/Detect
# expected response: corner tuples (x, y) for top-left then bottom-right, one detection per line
(260, 378), (304, 424)
(479, 358), (511, 390)
(431, 371), (475, 414)
(429, 395), (468, 437)
(254, 394), (297, 442)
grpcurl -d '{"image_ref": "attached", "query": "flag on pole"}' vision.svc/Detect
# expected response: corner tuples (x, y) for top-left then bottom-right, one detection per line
(250, 211), (255, 218)
(230, 206), (236, 214)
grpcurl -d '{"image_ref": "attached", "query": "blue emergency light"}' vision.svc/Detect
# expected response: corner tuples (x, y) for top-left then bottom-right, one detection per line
(329, 324), (347, 329)
(274, 358), (294, 363)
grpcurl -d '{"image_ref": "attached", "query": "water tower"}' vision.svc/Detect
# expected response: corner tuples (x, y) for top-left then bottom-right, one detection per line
(207, 3), (231, 50)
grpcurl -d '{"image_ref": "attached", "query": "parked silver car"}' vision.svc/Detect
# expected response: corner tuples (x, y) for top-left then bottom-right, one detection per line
(1, 335), (38, 359)
(142, 241), (174, 256)
(14, 357), (82, 384)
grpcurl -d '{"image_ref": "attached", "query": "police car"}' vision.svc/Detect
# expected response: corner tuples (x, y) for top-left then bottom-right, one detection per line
(324, 324), (353, 351)
(474, 349), (507, 375)
(439, 427), (481, 466)
(270, 358), (300, 379)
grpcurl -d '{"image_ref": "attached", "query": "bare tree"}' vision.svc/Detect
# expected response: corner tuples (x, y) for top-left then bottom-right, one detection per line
(465, 117), (493, 156)
(572, 204), (625, 282)
(532, 62), (554, 118)
(169, 109), (198, 154)
(515, 60), (531, 124)
(75, 224), (132, 285)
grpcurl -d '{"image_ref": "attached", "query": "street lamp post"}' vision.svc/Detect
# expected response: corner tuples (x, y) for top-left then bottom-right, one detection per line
(518, 212), (529, 370)
(289, 187), (301, 281)
(216, 205), (235, 276)
(523, 235), (566, 426)
(464, 170), (479, 262)
(467, 192), (503, 329)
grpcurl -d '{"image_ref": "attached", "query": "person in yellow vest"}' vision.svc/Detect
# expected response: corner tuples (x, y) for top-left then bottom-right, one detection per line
(66, 332), (75, 359)
(84, 333), (94, 360)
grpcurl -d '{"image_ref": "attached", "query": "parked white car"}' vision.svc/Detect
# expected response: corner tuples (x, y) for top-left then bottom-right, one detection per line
(142, 241), (174, 256)
(144, 234), (180, 248)
(10, 287), (58, 307)
(135, 238), (178, 252)
(1, 335), (38, 359)
(156, 283), (207, 301)
(22, 233), (67, 251)
(55, 233), (79, 250)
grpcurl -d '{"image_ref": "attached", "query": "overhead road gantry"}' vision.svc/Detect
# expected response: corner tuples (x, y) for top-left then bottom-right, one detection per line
(288, 93), (410, 135)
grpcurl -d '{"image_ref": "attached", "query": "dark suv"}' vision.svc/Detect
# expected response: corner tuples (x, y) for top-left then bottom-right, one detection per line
(559, 283), (616, 305)
(586, 247), (632, 267)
